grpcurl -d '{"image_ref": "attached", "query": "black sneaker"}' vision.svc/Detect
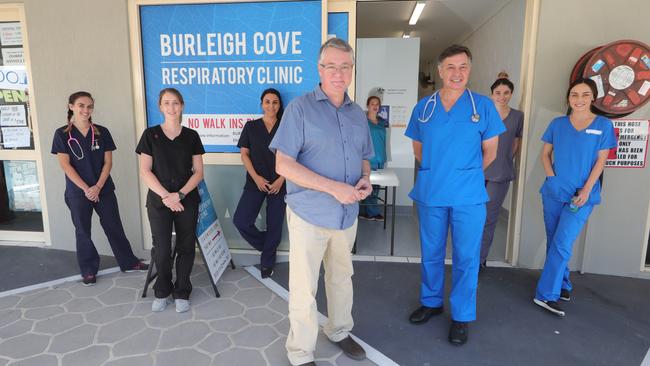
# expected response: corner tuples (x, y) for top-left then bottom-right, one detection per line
(448, 321), (469, 345)
(560, 289), (571, 301)
(261, 267), (274, 279)
(82, 274), (96, 286)
(533, 298), (565, 317)
(373, 214), (385, 222)
(124, 261), (149, 273)
(358, 213), (374, 221)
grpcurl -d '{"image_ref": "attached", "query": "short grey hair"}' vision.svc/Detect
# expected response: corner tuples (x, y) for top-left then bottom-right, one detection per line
(318, 38), (355, 64)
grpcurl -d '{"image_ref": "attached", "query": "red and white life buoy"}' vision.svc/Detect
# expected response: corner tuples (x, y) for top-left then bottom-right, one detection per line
(573, 40), (650, 117)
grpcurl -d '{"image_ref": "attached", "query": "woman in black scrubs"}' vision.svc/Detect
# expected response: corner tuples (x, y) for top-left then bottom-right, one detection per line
(136, 88), (205, 313)
(52, 91), (148, 286)
(233, 88), (286, 278)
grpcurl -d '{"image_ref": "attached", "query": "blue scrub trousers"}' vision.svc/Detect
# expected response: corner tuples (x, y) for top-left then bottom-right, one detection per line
(64, 191), (140, 276)
(535, 196), (593, 301)
(233, 189), (286, 269)
(417, 203), (486, 322)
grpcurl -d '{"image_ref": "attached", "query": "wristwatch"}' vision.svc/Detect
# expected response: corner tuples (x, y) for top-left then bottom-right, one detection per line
(178, 191), (186, 200)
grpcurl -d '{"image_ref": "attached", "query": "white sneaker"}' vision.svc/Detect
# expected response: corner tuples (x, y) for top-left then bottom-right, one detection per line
(175, 299), (190, 313)
(151, 297), (171, 312)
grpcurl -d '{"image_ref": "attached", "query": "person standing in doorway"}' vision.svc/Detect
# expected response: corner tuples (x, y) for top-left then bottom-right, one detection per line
(533, 78), (616, 317)
(136, 88), (205, 313)
(233, 88), (286, 279)
(359, 95), (388, 222)
(405, 45), (505, 345)
(480, 73), (524, 268)
(270, 38), (373, 366)
(51, 91), (148, 286)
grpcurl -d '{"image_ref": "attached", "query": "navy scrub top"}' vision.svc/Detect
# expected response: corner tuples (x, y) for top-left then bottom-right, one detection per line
(51, 124), (116, 197)
(237, 118), (285, 194)
(136, 125), (205, 208)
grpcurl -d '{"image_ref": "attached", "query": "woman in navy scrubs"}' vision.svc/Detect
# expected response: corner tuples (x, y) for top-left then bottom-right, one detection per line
(51, 91), (148, 286)
(480, 74), (524, 267)
(233, 88), (286, 278)
(136, 88), (205, 313)
(533, 78), (616, 317)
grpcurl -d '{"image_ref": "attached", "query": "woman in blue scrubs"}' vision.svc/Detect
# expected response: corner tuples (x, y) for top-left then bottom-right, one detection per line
(51, 91), (148, 286)
(233, 88), (286, 279)
(359, 95), (388, 221)
(480, 74), (524, 267)
(533, 78), (617, 316)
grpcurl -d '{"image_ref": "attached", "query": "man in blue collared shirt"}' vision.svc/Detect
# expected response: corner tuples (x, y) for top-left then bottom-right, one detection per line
(270, 38), (373, 366)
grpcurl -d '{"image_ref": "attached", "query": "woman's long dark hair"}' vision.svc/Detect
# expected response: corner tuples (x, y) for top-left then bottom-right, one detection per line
(261, 88), (284, 121)
(65, 91), (99, 135)
(566, 78), (599, 115)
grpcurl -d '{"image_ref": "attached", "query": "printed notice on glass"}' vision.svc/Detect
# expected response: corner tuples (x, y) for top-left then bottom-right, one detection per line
(0, 105), (26, 126)
(0, 23), (22, 46)
(1, 126), (30, 148)
(1, 48), (24, 65)
(606, 119), (649, 168)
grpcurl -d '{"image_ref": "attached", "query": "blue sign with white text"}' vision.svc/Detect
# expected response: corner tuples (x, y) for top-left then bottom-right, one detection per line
(140, 1), (322, 152)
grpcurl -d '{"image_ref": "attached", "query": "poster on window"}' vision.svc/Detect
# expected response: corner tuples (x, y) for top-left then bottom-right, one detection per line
(139, 1), (322, 152)
(606, 119), (649, 168)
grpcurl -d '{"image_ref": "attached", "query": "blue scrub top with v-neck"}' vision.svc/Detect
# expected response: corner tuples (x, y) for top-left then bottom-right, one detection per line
(405, 90), (505, 206)
(539, 115), (617, 205)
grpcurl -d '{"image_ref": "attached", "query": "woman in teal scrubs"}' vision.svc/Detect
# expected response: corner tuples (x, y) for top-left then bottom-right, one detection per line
(533, 78), (617, 317)
(359, 95), (387, 221)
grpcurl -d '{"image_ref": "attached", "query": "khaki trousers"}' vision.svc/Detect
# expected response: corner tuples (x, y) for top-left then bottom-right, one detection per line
(285, 206), (357, 366)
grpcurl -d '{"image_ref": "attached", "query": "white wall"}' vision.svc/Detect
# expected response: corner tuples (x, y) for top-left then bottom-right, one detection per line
(518, 0), (650, 279)
(5, 0), (147, 258)
(355, 37), (420, 206)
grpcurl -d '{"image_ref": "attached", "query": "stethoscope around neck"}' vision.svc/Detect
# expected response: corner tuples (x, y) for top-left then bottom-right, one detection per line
(68, 123), (99, 160)
(418, 89), (480, 123)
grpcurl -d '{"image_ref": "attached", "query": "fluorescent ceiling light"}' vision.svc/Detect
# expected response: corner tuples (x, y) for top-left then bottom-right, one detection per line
(409, 1), (426, 25)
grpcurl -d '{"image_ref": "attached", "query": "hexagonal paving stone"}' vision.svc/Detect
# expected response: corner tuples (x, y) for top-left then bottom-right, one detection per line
(61, 345), (110, 366)
(85, 303), (133, 324)
(194, 299), (243, 320)
(0, 296), (19, 310)
(97, 317), (146, 343)
(104, 355), (153, 366)
(97, 287), (137, 306)
(6, 354), (57, 366)
(16, 290), (71, 308)
(219, 268), (249, 282)
(190, 272), (213, 288)
(113, 328), (160, 357)
(264, 336), (289, 366)
(273, 317), (290, 335)
(67, 279), (113, 297)
(155, 349), (211, 366)
(209, 317), (249, 333)
(197, 332), (231, 353)
(113, 276), (147, 290)
(268, 294), (288, 314)
(237, 275), (264, 289)
(159, 321), (211, 349)
(244, 308), (283, 324)
(145, 308), (192, 328)
(186, 288), (213, 307)
(0, 319), (32, 339)
(129, 301), (154, 317)
(211, 348), (266, 366)
(231, 325), (278, 348)
(0, 309), (21, 328)
(63, 297), (102, 313)
(49, 324), (97, 353)
(23, 306), (65, 320)
(0, 333), (49, 359)
(233, 288), (272, 308)
(210, 282), (238, 298)
(314, 333), (343, 359)
(33, 313), (84, 334)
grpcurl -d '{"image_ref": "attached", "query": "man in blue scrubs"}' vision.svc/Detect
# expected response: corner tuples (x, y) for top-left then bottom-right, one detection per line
(405, 45), (505, 345)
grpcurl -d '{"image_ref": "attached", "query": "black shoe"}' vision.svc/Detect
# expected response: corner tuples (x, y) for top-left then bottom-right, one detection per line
(124, 261), (149, 273)
(261, 267), (274, 279)
(533, 298), (565, 317)
(334, 336), (366, 361)
(358, 213), (373, 221)
(560, 289), (571, 301)
(409, 305), (444, 324)
(82, 274), (96, 286)
(373, 214), (385, 222)
(448, 321), (469, 345)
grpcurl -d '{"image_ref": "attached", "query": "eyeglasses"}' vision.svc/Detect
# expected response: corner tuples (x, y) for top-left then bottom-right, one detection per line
(319, 63), (353, 74)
